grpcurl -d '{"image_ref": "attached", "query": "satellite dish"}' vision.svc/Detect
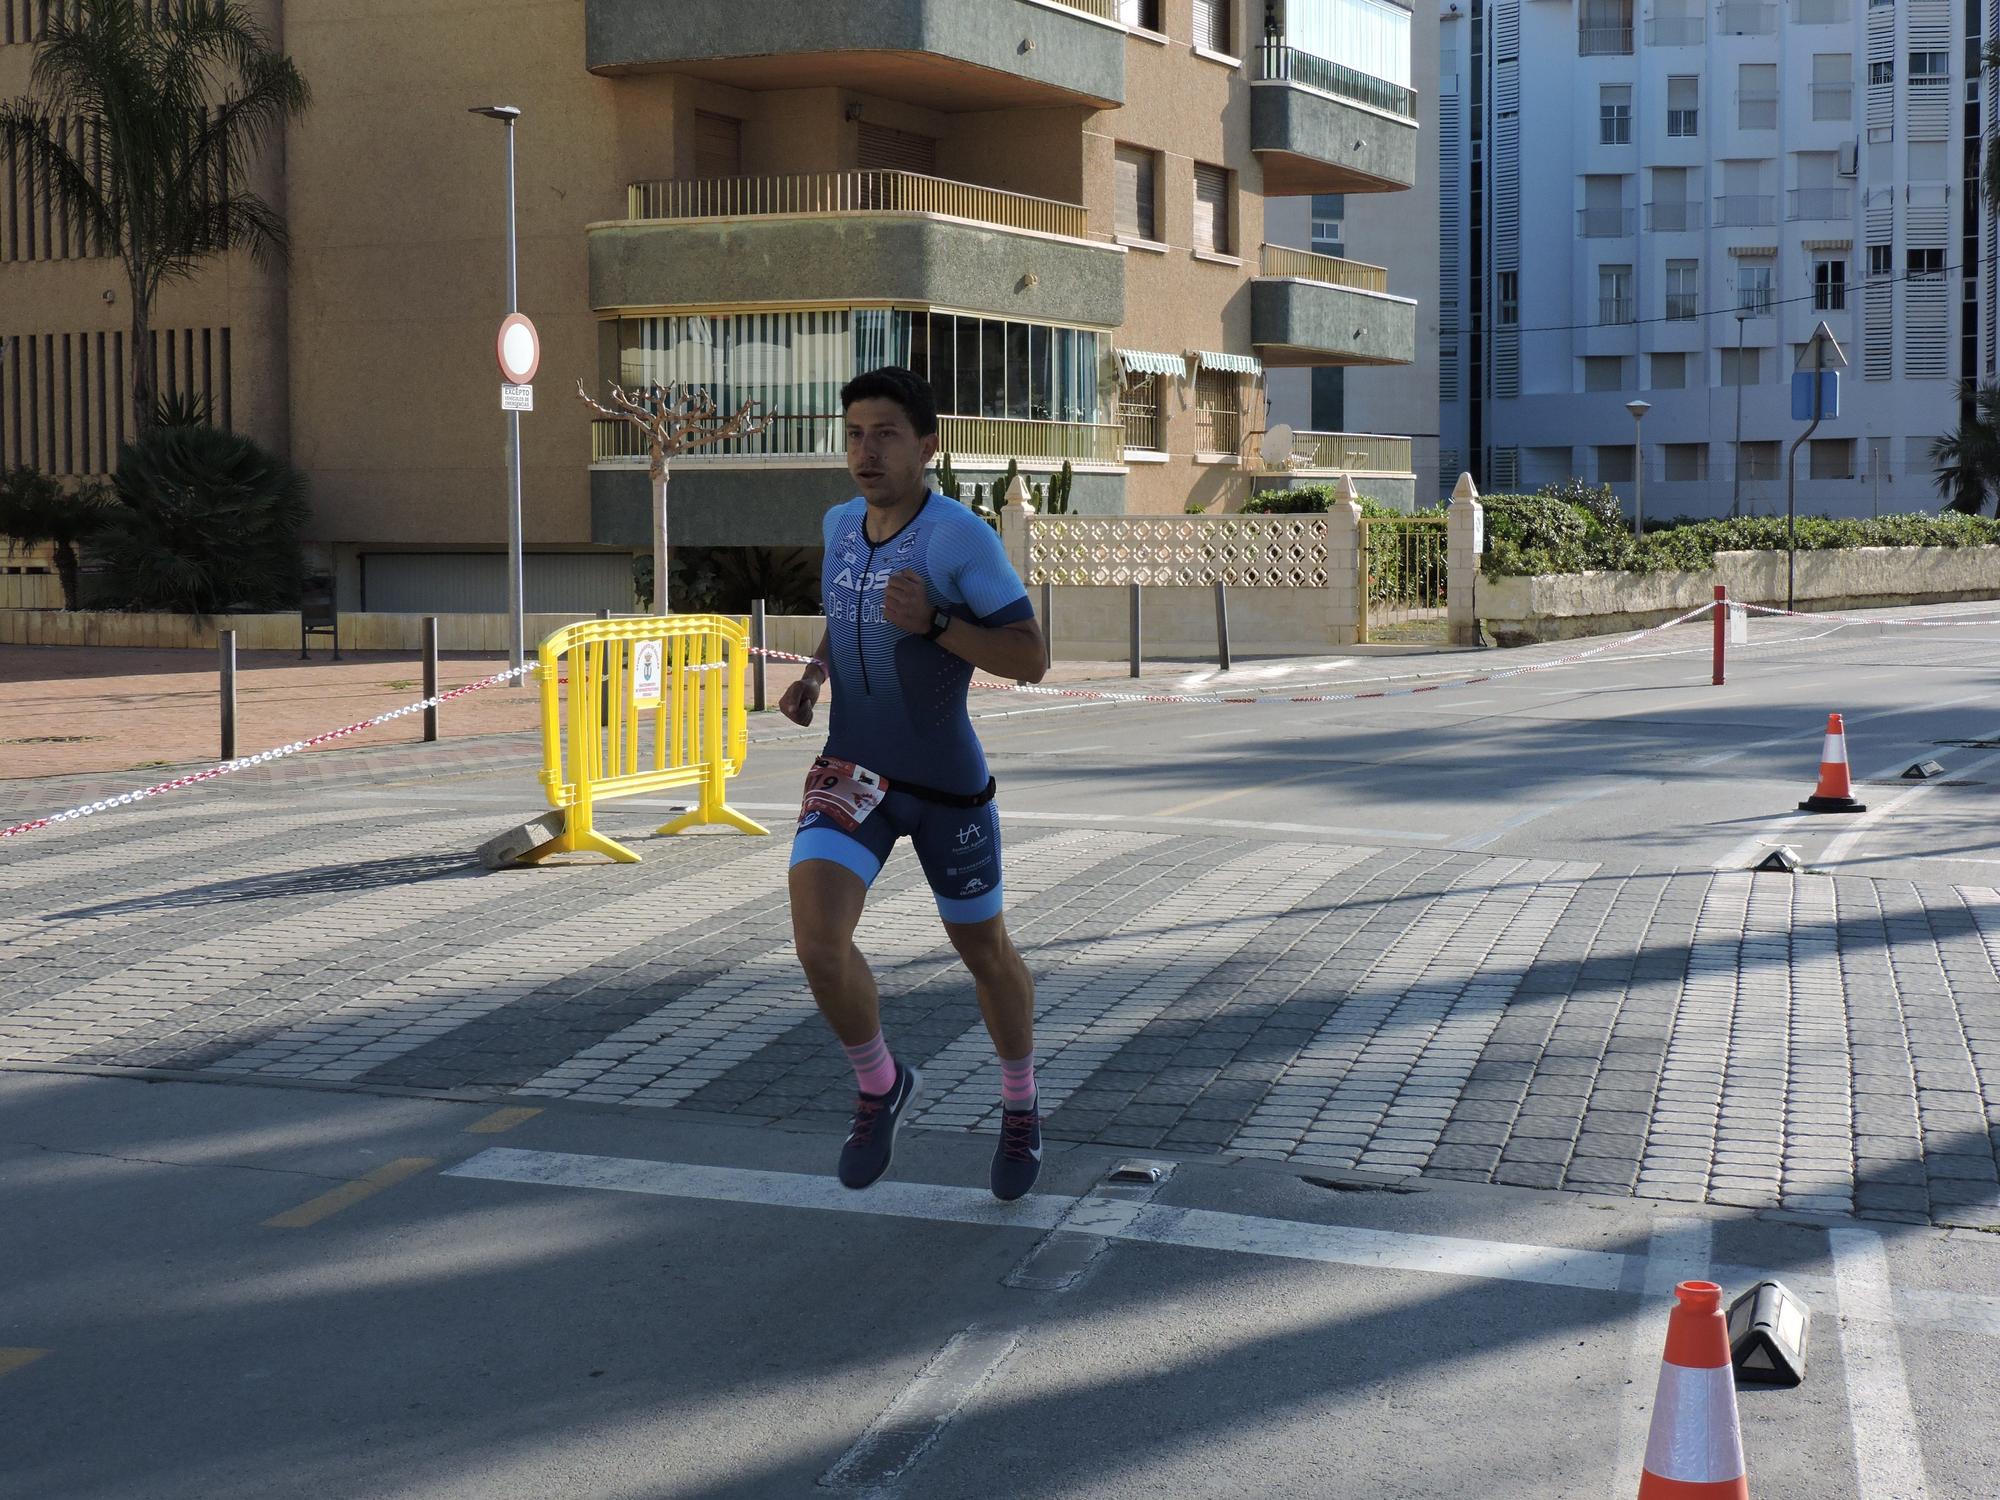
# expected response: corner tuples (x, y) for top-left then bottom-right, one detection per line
(1259, 423), (1296, 467)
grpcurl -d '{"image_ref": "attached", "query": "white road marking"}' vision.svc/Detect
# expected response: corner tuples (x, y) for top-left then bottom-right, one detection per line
(445, 1148), (2000, 1342)
(1616, 1217), (1715, 1494)
(818, 1326), (1020, 1492)
(1830, 1227), (1933, 1500)
(1815, 743), (2000, 872)
(718, 802), (1446, 843)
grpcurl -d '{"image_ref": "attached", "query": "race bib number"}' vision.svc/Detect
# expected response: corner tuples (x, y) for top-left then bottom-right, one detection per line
(799, 757), (889, 833)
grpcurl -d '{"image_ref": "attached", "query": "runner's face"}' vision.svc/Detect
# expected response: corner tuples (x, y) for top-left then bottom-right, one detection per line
(845, 398), (937, 508)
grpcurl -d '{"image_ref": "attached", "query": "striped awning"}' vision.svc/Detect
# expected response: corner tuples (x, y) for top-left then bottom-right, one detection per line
(1193, 350), (1264, 376)
(1728, 244), (1778, 258)
(1802, 237), (1852, 251)
(1117, 348), (1186, 378)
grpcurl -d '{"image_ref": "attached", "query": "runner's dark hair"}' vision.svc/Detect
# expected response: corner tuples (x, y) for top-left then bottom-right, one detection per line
(840, 366), (939, 438)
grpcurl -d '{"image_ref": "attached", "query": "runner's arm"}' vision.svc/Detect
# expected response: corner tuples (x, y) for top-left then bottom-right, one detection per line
(779, 630), (833, 725)
(933, 615), (1046, 684)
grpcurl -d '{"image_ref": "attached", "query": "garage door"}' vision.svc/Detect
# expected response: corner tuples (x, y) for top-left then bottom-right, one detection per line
(359, 553), (634, 614)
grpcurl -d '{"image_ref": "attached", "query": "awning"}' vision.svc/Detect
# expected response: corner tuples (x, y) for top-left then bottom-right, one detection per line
(1192, 350), (1264, 376)
(1728, 244), (1778, 258)
(1117, 348), (1186, 378)
(1802, 237), (1852, 251)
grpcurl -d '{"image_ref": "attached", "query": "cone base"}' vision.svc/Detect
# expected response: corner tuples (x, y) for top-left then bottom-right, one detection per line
(1799, 795), (1867, 813)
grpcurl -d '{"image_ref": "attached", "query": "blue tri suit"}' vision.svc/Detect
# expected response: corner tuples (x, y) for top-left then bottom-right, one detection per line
(790, 492), (1036, 924)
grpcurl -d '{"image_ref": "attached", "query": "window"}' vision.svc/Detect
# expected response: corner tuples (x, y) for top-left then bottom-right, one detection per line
(1309, 193), (1344, 256)
(1908, 247), (1945, 278)
(1194, 368), (1240, 453)
(1737, 440), (1780, 479)
(1666, 259), (1700, 320)
(1600, 85), (1632, 144)
(1118, 0), (1163, 29)
(1193, 162), (1232, 254)
(1583, 355), (1629, 392)
(1118, 372), (1164, 452)
(1667, 76), (1699, 136)
(1597, 446), (1636, 483)
(1579, 0), (1634, 53)
(1114, 144), (1159, 241)
(1650, 168), (1695, 231)
(1910, 50), (1948, 87)
(1814, 256), (1847, 309)
(693, 112), (742, 178)
(1193, 0), (1233, 54)
(1498, 270), (1519, 326)
(1736, 262), (1774, 314)
(1738, 63), (1778, 129)
(1909, 141), (1947, 181)
(1868, 243), (1893, 277)
(1599, 264), (1634, 324)
(1812, 54), (1853, 119)
(1721, 347), (1764, 385)
(1663, 443), (1708, 479)
(1652, 353), (1689, 388)
(1810, 438), (1855, 478)
(1869, 59), (1894, 86)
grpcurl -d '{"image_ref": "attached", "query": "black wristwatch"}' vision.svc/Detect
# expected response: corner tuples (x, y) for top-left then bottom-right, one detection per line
(925, 607), (951, 641)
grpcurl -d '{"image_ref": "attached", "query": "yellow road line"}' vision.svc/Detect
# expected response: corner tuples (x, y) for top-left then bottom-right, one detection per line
(1152, 767), (1330, 819)
(465, 1106), (542, 1135)
(0, 1348), (50, 1378)
(261, 1157), (436, 1229)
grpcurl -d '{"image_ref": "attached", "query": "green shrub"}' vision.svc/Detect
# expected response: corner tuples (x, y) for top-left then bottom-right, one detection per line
(639, 546), (823, 614)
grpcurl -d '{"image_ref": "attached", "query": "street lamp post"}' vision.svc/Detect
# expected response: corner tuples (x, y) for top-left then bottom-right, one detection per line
(1730, 307), (1749, 518)
(470, 104), (526, 672)
(1625, 398), (1651, 536)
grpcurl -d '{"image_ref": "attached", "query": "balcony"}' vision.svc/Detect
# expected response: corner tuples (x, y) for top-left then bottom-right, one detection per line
(1250, 244), (1417, 368)
(585, 0), (1124, 110)
(1577, 207), (1634, 237)
(1788, 187), (1852, 220)
(1577, 25), (1633, 54)
(1252, 39), (1419, 195)
(1713, 193), (1776, 226)
(591, 171), (1124, 328)
(1645, 201), (1703, 231)
(1597, 296), (1635, 326)
(1646, 15), (1706, 42)
(1717, 1), (1777, 32)
(1286, 431), (1414, 474)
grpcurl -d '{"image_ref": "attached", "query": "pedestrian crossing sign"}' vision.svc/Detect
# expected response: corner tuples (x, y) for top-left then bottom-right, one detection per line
(632, 639), (664, 709)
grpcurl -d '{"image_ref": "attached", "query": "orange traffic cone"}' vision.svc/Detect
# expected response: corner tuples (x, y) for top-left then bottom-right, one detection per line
(1798, 712), (1867, 813)
(1637, 1281), (1749, 1499)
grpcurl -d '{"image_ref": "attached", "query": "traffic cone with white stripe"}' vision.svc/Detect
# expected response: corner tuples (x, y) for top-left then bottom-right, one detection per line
(1638, 1281), (1749, 1499)
(1798, 712), (1867, 813)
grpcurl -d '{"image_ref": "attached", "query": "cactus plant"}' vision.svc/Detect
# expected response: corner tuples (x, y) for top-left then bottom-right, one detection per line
(936, 451), (961, 502)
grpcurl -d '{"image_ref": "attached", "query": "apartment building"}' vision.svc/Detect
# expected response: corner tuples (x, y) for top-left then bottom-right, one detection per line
(1438, 0), (1976, 518)
(0, 0), (1418, 612)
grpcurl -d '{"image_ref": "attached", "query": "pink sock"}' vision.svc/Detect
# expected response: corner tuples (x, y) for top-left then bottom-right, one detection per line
(843, 1031), (898, 1096)
(999, 1052), (1036, 1111)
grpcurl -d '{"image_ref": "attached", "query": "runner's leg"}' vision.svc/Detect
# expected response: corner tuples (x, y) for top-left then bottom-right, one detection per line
(944, 913), (1036, 1066)
(789, 858), (880, 1047)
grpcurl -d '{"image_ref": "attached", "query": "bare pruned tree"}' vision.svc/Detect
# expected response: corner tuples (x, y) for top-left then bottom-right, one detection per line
(577, 380), (772, 610)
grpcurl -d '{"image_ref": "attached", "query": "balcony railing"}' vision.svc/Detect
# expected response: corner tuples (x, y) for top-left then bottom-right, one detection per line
(1646, 200), (1703, 231)
(1788, 187), (1852, 220)
(1813, 284), (1849, 310)
(1598, 296), (1636, 325)
(626, 171), (1089, 239)
(1196, 405), (1242, 455)
(1647, 15), (1706, 42)
(1117, 400), (1163, 452)
(1811, 82), (1853, 118)
(1578, 25), (1634, 53)
(1048, 0), (1117, 16)
(1714, 193), (1776, 226)
(1577, 207), (1635, 237)
(1717, 2), (1777, 32)
(1737, 93), (1778, 130)
(1259, 243), (1391, 291)
(1666, 292), (1700, 320)
(592, 413), (1123, 466)
(1258, 38), (1417, 119)
(1290, 431), (1415, 472)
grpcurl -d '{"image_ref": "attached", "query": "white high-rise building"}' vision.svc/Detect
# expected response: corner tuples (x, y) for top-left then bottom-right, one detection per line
(1437, 0), (1979, 518)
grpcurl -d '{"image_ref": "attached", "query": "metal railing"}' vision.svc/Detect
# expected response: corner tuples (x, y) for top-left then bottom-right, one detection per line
(1667, 108), (1699, 137)
(1577, 25), (1634, 53)
(1811, 82), (1853, 118)
(1576, 207), (1635, 237)
(1813, 283), (1848, 310)
(1647, 15), (1706, 42)
(937, 415), (1124, 464)
(1117, 400), (1163, 452)
(1257, 38), (1418, 119)
(1259, 243), (1390, 292)
(591, 413), (847, 463)
(1047, 0), (1117, 16)
(1788, 187), (1852, 220)
(1737, 93), (1778, 130)
(626, 171), (1088, 239)
(1717, 1), (1777, 32)
(1196, 405), (1242, 456)
(1598, 296), (1636, 325)
(1646, 200), (1702, 231)
(1714, 193), (1776, 226)
(1666, 291), (1701, 321)
(1290, 431), (1414, 472)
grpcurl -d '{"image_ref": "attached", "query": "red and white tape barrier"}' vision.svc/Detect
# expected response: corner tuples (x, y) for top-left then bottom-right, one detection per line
(0, 663), (537, 842)
(1735, 600), (2000, 630)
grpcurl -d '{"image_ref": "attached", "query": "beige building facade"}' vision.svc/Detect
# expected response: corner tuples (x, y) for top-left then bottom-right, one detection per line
(0, 0), (1418, 612)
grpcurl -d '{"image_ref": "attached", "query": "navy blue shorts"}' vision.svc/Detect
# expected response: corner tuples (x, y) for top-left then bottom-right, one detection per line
(791, 789), (1004, 924)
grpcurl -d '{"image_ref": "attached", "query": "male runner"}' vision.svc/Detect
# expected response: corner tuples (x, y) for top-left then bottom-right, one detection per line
(780, 366), (1049, 1201)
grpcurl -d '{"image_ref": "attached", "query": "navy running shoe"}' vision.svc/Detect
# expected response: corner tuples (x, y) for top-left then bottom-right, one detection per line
(990, 1104), (1042, 1202)
(838, 1061), (920, 1190)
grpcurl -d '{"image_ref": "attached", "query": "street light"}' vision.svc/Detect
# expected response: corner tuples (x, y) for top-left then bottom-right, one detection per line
(470, 103), (526, 672)
(1625, 399), (1651, 536)
(1730, 307), (1749, 518)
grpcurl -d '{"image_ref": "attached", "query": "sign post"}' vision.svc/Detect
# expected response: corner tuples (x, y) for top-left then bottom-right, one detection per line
(1781, 320), (1847, 613)
(495, 311), (539, 669)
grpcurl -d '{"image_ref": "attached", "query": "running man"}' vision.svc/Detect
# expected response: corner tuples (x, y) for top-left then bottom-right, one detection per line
(780, 366), (1049, 1201)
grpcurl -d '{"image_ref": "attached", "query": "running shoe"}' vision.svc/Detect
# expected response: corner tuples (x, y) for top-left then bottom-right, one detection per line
(990, 1103), (1042, 1202)
(838, 1061), (920, 1190)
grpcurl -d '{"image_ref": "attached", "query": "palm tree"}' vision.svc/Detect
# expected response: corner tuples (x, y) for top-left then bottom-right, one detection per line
(0, 466), (110, 610)
(1927, 381), (2000, 516)
(0, 2), (309, 434)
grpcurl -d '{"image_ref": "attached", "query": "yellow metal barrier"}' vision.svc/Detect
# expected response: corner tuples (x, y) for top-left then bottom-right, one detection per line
(532, 614), (767, 863)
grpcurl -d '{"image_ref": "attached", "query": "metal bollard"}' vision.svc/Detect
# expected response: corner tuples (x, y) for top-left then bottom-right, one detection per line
(1712, 585), (1726, 687)
(1129, 583), (1142, 679)
(1040, 579), (1053, 671)
(218, 630), (237, 760)
(422, 616), (440, 742)
(752, 598), (767, 712)
(1214, 580), (1231, 672)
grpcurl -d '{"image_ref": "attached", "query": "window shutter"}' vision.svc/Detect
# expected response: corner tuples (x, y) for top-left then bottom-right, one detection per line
(1193, 162), (1230, 252)
(1193, 0), (1231, 52)
(1115, 145), (1155, 240)
(857, 124), (938, 174)
(693, 112), (742, 178)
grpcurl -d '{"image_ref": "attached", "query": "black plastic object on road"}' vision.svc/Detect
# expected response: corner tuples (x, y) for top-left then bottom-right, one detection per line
(1728, 1279), (1810, 1386)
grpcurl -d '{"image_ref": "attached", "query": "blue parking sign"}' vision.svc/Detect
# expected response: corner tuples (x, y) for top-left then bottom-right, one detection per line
(1791, 370), (1839, 421)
